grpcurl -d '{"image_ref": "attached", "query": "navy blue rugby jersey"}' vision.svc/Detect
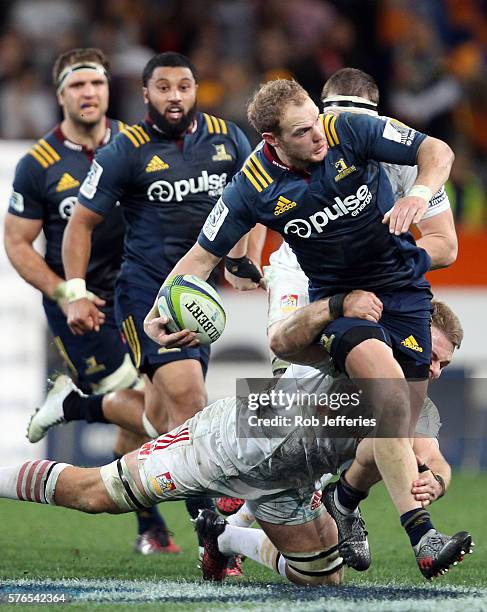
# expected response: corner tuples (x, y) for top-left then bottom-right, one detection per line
(9, 119), (125, 302)
(198, 113), (432, 296)
(77, 113), (251, 290)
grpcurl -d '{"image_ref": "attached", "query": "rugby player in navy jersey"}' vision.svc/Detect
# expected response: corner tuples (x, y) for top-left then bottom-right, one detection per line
(144, 79), (471, 577)
(3, 48), (180, 556)
(61, 52), (251, 562)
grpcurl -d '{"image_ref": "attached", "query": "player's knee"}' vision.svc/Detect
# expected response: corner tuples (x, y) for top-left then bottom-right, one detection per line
(166, 385), (207, 413)
(282, 547), (343, 586)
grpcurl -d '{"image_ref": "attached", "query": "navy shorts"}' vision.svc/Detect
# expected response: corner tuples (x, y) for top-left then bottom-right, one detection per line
(316, 287), (433, 376)
(115, 279), (210, 377)
(43, 297), (130, 391)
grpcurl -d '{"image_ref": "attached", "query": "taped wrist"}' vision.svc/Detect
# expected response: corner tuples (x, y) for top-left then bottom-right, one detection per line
(65, 278), (87, 302)
(433, 473), (446, 498)
(225, 256), (262, 283)
(328, 293), (349, 320)
(407, 184), (432, 203)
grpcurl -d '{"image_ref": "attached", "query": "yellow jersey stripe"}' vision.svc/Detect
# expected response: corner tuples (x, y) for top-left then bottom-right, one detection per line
(204, 113), (214, 134)
(117, 120), (127, 131)
(210, 115), (221, 134)
(53, 336), (78, 377)
(242, 167), (263, 192)
(120, 127), (140, 147)
(132, 125), (150, 142)
(247, 158), (269, 188)
(323, 115), (334, 146)
(39, 139), (60, 161)
(250, 154), (273, 184)
(127, 126), (145, 145)
(33, 143), (55, 165)
(29, 149), (49, 168)
(329, 115), (339, 146)
(218, 118), (228, 135)
(123, 317), (141, 369)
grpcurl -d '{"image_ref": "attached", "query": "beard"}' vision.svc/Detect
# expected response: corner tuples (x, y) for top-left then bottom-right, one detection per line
(148, 101), (197, 138)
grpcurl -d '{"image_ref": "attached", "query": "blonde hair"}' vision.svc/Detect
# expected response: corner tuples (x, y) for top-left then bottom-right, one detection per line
(247, 79), (309, 135)
(431, 300), (463, 348)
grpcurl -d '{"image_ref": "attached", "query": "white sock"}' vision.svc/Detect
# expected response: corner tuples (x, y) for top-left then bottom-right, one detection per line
(218, 525), (279, 571)
(0, 461), (70, 504)
(226, 502), (255, 528)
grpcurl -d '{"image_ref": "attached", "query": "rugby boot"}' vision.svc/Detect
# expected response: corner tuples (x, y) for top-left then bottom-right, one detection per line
(134, 526), (182, 555)
(414, 528), (474, 580)
(195, 509), (229, 581)
(224, 554), (244, 577)
(322, 481), (371, 571)
(27, 375), (80, 442)
(215, 497), (245, 516)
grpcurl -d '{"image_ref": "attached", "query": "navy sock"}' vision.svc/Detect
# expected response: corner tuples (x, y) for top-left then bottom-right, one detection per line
(63, 392), (108, 424)
(336, 471), (368, 513)
(400, 508), (434, 547)
(112, 453), (167, 535)
(185, 497), (216, 546)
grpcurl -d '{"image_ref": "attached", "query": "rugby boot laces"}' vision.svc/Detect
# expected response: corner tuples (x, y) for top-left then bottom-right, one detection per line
(215, 497), (245, 516)
(134, 526), (182, 555)
(195, 509), (230, 581)
(322, 481), (371, 571)
(414, 528), (474, 580)
(27, 375), (81, 443)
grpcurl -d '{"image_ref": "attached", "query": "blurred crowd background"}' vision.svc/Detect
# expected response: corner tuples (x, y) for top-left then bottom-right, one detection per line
(0, 0), (486, 228)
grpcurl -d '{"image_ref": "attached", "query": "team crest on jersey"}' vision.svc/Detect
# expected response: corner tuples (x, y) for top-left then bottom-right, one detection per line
(84, 356), (106, 376)
(145, 155), (169, 172)
(151, 472), (176, 495)
(280, 294), (299, 313)
(310, 489), (322, 511)
(274, 195), (297, 216)
(58, 196), (77, 220)
(212, 144), (232, 162)
(383, 118), (416, 146)
(56, 172), (80, 192)
(334, 158), (356, 182)
(401, 335), (423, 352)
(9, 191), (24, 213)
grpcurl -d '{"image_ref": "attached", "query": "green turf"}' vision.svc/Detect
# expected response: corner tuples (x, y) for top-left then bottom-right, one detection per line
(0, 471), (485, 609)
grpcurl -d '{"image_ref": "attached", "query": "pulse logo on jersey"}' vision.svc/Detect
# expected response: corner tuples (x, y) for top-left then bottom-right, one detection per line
(58, 196), (77, 220)
(284, 184), (372, 238)
(147, 171), (228, 203)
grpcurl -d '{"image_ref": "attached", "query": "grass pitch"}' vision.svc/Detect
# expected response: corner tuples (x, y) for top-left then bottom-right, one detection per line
(0, 471), (485, 610)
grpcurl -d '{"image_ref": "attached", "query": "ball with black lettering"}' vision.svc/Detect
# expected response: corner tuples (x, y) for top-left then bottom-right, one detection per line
(157, 275), (226, 345)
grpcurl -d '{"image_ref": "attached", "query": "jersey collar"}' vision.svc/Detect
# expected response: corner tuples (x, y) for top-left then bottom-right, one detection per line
(54, 118), (112, 152)
(145, 115), (198, 139)
(262, 142), (312, 179)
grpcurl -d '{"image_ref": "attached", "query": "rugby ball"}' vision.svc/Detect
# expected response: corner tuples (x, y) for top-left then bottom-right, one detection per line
(157, 275), (226, 345)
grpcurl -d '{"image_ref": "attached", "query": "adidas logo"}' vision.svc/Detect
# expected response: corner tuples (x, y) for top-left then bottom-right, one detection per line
(56, 173), (80, 192)
(145, 155), (169, 172)
(401, 335), (423, 352)
(274, 195), (297, 216)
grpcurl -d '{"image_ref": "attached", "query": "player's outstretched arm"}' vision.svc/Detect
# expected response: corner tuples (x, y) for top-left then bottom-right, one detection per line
(62, 202), (106, 335)
(269, 290), (383, 365)
(144, 243), (221, 348)
(415, 208), (458, 269)
(383, 137), (454, 235)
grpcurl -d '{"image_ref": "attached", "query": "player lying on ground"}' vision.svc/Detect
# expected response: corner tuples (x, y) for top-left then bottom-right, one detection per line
(10, 296), (473, 581)
(0, 360), (472, 584)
